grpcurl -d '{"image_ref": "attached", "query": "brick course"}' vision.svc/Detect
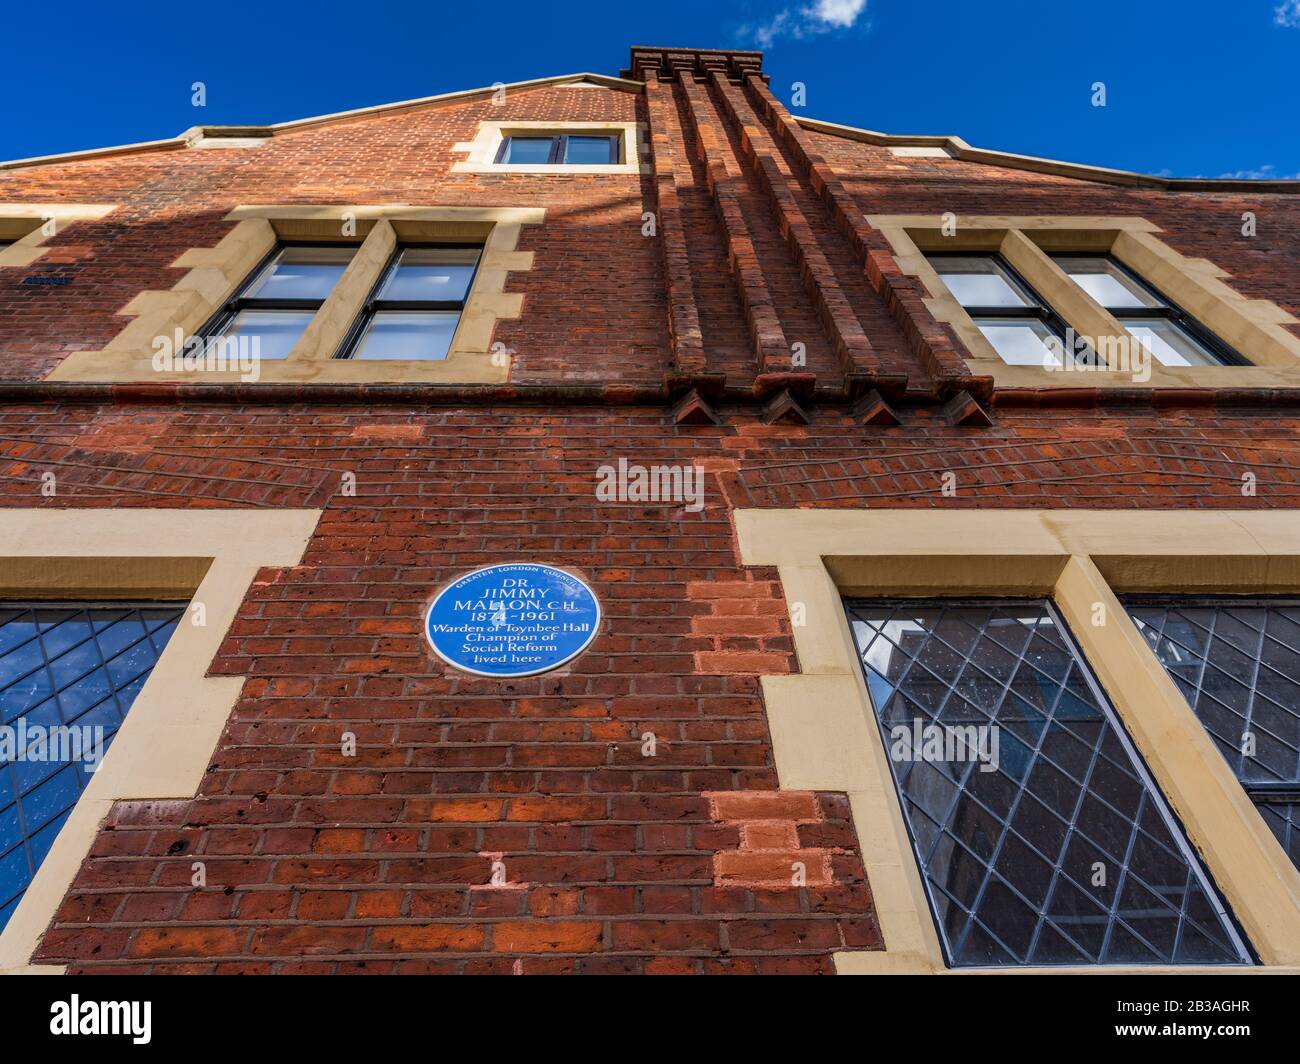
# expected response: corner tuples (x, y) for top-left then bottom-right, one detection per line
(0, 46), (1297, 973)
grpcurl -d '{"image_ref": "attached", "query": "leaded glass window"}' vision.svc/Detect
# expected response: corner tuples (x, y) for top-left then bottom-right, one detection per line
(1125, 598), (1300, 871)
(845, 599), (1252, 967)
(0, 603), (184, 931)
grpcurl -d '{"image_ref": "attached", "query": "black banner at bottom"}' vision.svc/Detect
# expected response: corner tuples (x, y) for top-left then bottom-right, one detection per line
(3, 971), (1292, 1051)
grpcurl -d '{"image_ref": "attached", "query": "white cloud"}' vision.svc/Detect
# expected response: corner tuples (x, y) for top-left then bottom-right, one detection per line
(1215, 164), (1299, 179)
(1277, 1), (1300, 27)
(743, 0), (869, 48)
(809, 0), (868, 27)
(751, 11), (792, 48)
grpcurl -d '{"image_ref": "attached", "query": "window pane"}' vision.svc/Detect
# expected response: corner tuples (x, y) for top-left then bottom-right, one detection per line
(245, 246), (354, 301)
(352, 311), (460, 360)
(1119, 318), (1223, 367)
(1125, 598), (1300, 871)
(501, 137), (556, 164)
(932, 256), (1034, 308)
(1126, 600), (1300, 783)
(1054, 257), (1163, 310)
(846, 599), (1251, 967)
(563, 135), (618, 164)
(220, 309), (313, 360)
(1256, 803), (1300, 869)
(974, 318), (1064, 367)
(377, 248), (480, 303)
(0, 604), (184, 930)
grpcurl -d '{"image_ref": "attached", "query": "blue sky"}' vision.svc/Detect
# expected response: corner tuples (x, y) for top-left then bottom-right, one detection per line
(3, 0), (1297, 178)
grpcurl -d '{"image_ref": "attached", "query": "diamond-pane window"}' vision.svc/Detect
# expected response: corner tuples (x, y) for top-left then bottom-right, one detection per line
(1125, 598), (1300, 872)
(845, 599), (1252, 968)
(0, 603), (184, 931)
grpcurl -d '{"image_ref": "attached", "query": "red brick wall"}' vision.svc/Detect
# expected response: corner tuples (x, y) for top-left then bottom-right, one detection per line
(2, 51), (1299, 973)
(811, 130), (1300, 328)
(0, 402), (1292, 972)
(5, 78), (1296, 390)
(0, 84), (667, 383)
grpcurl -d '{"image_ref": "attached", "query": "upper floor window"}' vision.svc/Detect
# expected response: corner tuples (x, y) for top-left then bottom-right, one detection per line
(495, 133), (620, 166)
(1053, 255), (1243, 367)
(53, 205), (543, 385)
(870, 215), (1300, 383)
(928, 254), (1086, 368)
(201, 244), (355, 360)
(338, 245), (481, 361)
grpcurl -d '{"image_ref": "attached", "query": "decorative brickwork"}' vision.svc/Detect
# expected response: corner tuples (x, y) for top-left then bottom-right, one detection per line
(0, 44), (1297, 974)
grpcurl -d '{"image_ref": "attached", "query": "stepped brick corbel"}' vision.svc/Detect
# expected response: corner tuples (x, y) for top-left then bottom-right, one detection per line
(639, 67), (717, 395)
(710, 73), (897, 400)
(622, 47), (765, 84)
(850, 388), (902, 426)
(677, 77), (815, 399)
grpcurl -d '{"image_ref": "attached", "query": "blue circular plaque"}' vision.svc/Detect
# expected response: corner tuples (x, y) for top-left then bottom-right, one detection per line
(424, 563), (601, 678)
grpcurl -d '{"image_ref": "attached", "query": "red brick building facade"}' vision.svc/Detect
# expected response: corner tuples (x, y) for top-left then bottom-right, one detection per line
(0, 46), (1297, 975)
